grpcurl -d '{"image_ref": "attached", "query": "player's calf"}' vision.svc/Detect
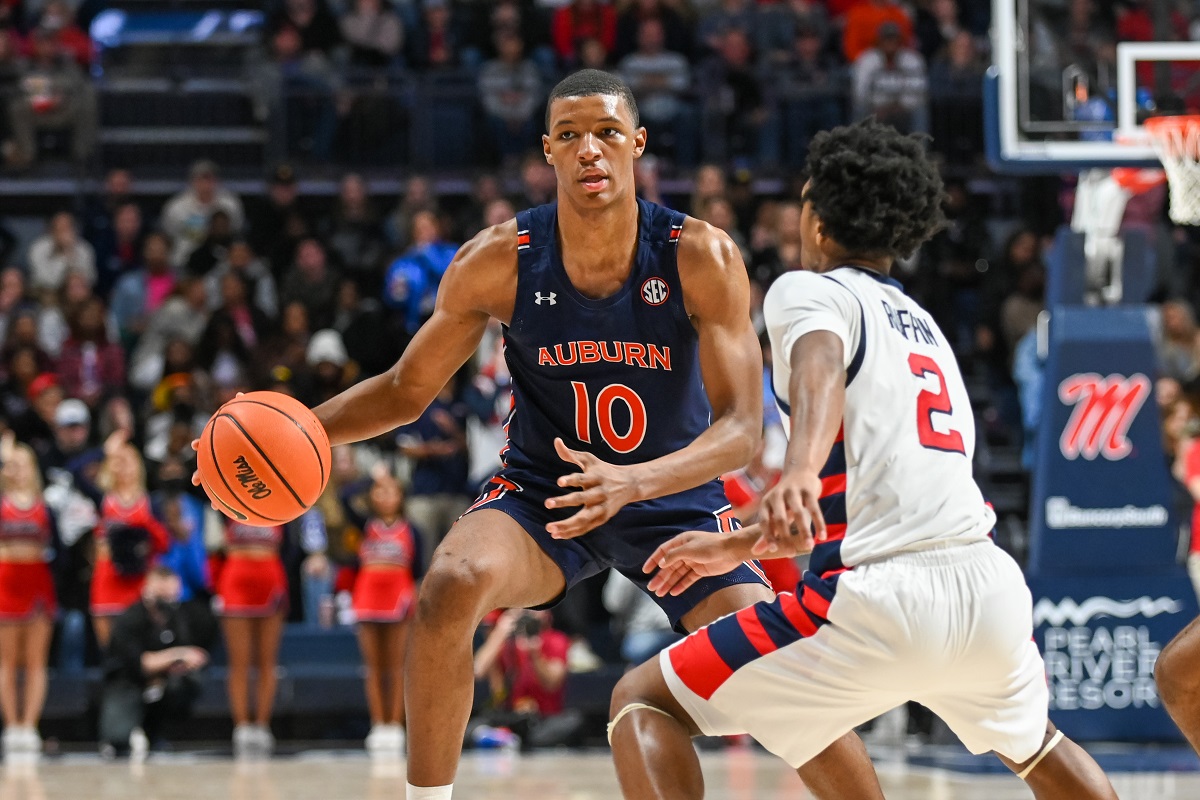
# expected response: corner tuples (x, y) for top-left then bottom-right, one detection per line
(997, 723), (1118, 800)
(1157, 617), (1200, 753)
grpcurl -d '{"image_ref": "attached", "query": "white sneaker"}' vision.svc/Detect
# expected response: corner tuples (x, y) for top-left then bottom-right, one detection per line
(252, 725), (275, 754)
(365, 724), (388, 753)
(233, 724), (257, 756)
(2, 726), (20, 755)
(129, 727), (149, 758)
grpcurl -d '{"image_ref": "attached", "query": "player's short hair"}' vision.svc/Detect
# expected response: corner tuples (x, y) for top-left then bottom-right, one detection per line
(545, 69), (640, 131)
(803, 119), (946, 261)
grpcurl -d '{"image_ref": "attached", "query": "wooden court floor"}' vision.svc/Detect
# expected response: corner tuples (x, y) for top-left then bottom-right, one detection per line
(3, 750), (1200, 799)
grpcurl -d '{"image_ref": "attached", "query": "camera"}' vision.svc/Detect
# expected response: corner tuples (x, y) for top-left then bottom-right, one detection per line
(514, 613), (543, 638)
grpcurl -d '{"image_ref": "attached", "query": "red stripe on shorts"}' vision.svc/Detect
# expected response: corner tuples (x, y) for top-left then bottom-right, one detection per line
(668, 627), (734, 700)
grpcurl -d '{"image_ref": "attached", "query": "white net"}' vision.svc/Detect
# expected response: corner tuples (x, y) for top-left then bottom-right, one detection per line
(1146, 116), (1200, 225)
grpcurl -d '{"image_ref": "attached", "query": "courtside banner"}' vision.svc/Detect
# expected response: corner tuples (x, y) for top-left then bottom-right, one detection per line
(1028, 574), (1197, 741)
(1028, 307), (1177, 576)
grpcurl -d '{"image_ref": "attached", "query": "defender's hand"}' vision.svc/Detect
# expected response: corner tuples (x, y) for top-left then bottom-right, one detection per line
(755, 470), (825, 557)
(544, 438), (638, 539)
(642, 529), (746, 597)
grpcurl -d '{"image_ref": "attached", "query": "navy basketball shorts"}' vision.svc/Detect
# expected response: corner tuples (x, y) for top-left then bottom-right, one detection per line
(463, 467), (770, 632)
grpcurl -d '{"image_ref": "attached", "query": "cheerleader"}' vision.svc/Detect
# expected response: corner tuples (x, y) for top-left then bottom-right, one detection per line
(344, 465), (424, 754)
(214, 518), (287, 756)
(0, 437), (57, 755)
(90, 438), (170, 648)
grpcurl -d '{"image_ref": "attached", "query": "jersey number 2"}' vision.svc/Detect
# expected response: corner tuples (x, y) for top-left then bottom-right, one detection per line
(907, 354), (966, 455)
(571, 382), (647, 454)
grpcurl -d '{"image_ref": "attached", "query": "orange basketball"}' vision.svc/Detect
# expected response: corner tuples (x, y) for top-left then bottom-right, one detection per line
(197, 391), (331, 527)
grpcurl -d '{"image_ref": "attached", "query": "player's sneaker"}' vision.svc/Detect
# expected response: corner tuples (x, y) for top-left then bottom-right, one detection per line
(129, 727), (149, 758)
(252, 725), (275, 755)
(232, 724), (257, 756)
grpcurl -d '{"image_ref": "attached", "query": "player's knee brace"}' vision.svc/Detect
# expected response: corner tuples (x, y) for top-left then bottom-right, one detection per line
(1016, 730), (1065, 781)
(607, 703), (675, 746)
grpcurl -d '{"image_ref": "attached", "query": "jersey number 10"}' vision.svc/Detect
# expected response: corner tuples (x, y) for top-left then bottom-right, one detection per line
(908, 354), (966, 456)
(571, 382), (647, 454)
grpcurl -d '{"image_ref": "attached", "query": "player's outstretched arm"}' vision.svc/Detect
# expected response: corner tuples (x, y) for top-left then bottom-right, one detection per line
(643, 522), (812, 597)
(313, 223), (518, 446)
(637, 220), (763, 497)
(759, 330), (846, 552)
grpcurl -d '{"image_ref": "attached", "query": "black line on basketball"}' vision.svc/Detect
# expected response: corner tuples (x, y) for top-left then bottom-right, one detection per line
(208, 420), (270, 521)
(222, 399), (327, 488)
(220, 413), (307, 508)
(203, 473), (289, 524)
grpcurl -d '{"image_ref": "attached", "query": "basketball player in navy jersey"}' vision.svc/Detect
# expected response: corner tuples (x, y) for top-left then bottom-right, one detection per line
(301, 72), (883, 799)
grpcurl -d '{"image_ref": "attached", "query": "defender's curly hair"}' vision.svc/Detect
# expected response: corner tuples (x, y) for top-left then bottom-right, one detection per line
(803, 119), (946, 260)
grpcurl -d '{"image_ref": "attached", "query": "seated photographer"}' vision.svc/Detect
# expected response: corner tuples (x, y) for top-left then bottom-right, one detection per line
(99, 565), (216, 756)
(471, 609), (582, 750)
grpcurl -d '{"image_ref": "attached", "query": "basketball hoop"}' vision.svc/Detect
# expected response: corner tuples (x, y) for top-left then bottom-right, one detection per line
(1144, 115), (1200, 225)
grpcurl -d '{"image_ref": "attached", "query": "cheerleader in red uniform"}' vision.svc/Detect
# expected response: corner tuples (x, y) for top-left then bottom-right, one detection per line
(90, 439), (170, 648)
(214, 518), (287, 756)
(0, 438), (57, 755)
(344, 466), (424, 754)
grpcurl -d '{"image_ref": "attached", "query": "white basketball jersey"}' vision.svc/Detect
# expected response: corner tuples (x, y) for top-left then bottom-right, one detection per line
(763, 266), (995, 569)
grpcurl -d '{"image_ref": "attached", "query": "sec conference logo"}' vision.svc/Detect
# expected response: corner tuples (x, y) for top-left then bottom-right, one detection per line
(641, 277), (669, 306)
(1058, 372), (1151, 461)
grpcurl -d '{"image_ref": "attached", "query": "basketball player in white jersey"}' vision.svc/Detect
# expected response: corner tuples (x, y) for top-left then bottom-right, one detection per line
(605, 120), (1118, 799)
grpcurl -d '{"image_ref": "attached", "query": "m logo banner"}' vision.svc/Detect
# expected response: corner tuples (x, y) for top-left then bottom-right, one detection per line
(1058, 372), (1151, 461)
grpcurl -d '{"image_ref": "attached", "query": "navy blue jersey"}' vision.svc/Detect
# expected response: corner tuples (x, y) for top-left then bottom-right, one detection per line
(502, 199), (713, 474)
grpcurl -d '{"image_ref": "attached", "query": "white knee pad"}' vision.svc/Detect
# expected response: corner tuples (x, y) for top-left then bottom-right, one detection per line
(1016, 729), (1065, 781)
(607, 703), (675, 746)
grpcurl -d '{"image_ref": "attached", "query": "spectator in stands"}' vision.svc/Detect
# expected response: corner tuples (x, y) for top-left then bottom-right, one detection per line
(185, 210), (235, 278)
(57, 296), (125, 408)
(1000, 262), (1045, 353)
(695, 0), (756, 54)
(92, 203), (144, 300)
(7, 28), (96, 168)
(697, 27), (777, 164)
(472, 609), (578, 750)
(843, 0), (913, 62)
(614, 0), (691, 61)
(914, 0), (961, 61)
(576, 35), (610, 69)
(281, 238), (340, 330)
(916, 179), (990, 352)
(154, 476), (211, 603)
(0, 267), (23, 341)
(750, 199), (801, 284)
(205, 273), (271, 357)
(603, 572), (679, 666)
(851, 21), (928, 134)
(620, 18), (697, 166)
(0, 436), (57, 757)
(1159, 300), (1200, 383)
(111, 232), (177, 349)
(340, 465), (423, 754)
(699, 196), (750, 263)
(1171, 397), (1200, 601)
(928, 30), (986, 164)
(128, 281), (211, 393)
(383, 210), (457, 335)
(410, 0), (464, 70)
(385, 175), (438, 251)
(552, 0), (616, 65)
(777, 21), (844, 168)
(11, 372), (60, 464)
(83, 169), (135, 254)
(205, 239), (278, 320)
(478, 31), (543, 164)
(45, 396), (91, 473)
(99, 565), (215, 757)
(395, 377), (470, 556)
(257, 301), (311, 382)
(35, 0), (92, 67)
(332, 278), (400, 377)
(321, 174), (385, 296)
(300, 328), (354, 406)
(688, 162), (727, 217)
(267, 0), (341, 57)
(517, 152), (556, 208)
(341, 0), (404, 68)
(162, 161), (245, 269)
(248, 164), (303, 270)
(1, 308), (53, 375)
(756, 0), (830, 65)
(27, 212), (96, 296)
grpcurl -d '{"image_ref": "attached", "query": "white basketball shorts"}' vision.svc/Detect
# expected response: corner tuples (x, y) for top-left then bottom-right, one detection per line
(660, 539), (1048, 767)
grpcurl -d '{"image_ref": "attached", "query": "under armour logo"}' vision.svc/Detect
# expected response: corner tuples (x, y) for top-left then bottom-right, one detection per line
(535, 292), (557, 306)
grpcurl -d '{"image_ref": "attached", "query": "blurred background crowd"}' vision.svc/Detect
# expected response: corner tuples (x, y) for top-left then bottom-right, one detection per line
(0, 0), (1199, 760)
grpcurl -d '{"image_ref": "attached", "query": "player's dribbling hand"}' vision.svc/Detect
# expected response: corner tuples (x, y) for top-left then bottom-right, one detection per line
(544, 438), (638, 539)
(643, 530), (745, 597)
(755, 470), (826, 557)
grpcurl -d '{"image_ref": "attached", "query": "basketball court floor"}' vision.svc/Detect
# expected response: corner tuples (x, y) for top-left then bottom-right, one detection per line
(4, 747), (1200, 800)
